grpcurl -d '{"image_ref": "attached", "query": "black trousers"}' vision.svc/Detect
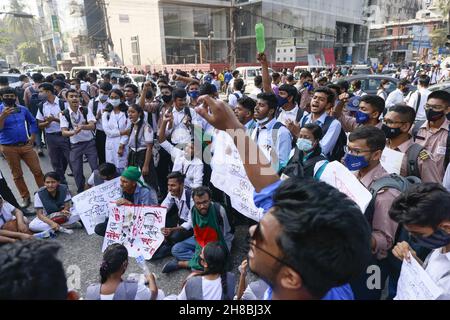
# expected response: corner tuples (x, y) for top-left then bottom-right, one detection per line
(128, 149), (159, 193)
(95, 130), (106, 165)
(0, 177), (20, 209)
(156, 148), (172, 198)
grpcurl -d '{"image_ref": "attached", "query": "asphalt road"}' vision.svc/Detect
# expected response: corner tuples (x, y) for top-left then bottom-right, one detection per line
(0, 147), (254, 299)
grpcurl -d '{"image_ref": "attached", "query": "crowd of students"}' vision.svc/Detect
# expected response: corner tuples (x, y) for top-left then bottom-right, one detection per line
(0, 53), (449, 300)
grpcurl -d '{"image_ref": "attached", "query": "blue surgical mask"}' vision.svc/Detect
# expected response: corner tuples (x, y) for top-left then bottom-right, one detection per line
(355, 110), (370, 124)
(344, 153), (369, 171)
(188, 90), (200, 100)
(108, 99), (121, 107)
(296, 138), (314, 152)
(277, 96), (289, 108)
(411, 229), (450, 250)
(99, 94), (109, 102)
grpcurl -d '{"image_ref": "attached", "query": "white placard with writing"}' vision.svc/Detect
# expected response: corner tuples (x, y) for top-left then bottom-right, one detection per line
(72, 177), (122, 235)
(395, 253), (444, 300)
(102, 203), (167, 260)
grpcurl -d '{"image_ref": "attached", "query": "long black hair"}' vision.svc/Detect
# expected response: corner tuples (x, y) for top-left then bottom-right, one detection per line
(100, 244), (128, 284)
(128, 104), (145, 150)
(198, 242), (230, 300)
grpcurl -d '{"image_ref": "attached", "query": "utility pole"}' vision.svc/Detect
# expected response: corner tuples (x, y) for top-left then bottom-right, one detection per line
(98, 0), (114, 52)
(229, 0), (237, 70)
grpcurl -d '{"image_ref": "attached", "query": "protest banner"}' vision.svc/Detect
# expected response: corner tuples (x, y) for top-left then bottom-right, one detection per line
(318, 161), (372, 213)
(381, 148), (404, 175)
(210, 131), (265, 222)
(72, 177), (122, 235)
(102, 203), (167, 260)
(395, 252), (444, 300)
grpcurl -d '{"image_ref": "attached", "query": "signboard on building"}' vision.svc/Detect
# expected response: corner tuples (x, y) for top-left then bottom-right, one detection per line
(276, 38), (297, 63)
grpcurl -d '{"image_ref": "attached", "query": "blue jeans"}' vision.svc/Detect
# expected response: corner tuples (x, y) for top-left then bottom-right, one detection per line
(171, 235), (196, 261)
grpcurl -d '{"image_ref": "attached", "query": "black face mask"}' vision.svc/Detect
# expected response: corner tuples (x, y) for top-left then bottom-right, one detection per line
(382, 124), (402, 139)
(2, 98), (16, 106)
(161, 95), (172, 104)
(426, 109), (445, 122)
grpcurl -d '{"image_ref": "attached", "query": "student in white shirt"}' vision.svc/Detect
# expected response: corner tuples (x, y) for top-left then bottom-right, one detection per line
(406, 75), (431, 122)
(0, 195), (32, 243)
(86, 244), (164, 300)
(390, 183), (450, 299)
(175, 242), (236, 300)
(227, 78), (244, 109)
(102, 89), (131, 172)
(385, 79), (410, 110)
(159, 112), (203, 189)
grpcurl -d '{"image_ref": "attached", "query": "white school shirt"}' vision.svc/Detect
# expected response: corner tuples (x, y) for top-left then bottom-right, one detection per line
(0, 201), (16, 228)
(423, 248), (450, 299)
(167, 106), (201, 145)
(88, 98), (109, 131)
(160, 141), (203, 189)
(128, 121), (153, 152)
(36, 97), (65, 133)
(59, 106), (96, 144)
(277, 105), (300, 126)
(177, 277), (222, 300)
(161, 189), (192, 223)
(102, 111), (130, 146)
(407, 87), (431, 122)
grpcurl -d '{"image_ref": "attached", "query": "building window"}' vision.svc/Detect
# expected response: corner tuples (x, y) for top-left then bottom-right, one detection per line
(131, 36), (141, 65)
(119, 14), (129, 23)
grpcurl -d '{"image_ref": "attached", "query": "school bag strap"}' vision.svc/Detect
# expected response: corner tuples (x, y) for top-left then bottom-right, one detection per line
(184, 275), (203, 300)
(113, 280), (139, 300)
(92, 99), (99, 116)
(415, 91), (421, 114)
(445, 124), (450, 169)
(412, 120), (426, 140)
(406, 143), (425, 178)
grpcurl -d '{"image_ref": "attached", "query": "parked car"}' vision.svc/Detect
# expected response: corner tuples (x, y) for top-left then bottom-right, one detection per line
(27, 66), (57, 78)
(70, 66), (123, 79)
(350, 65), (373, 76)
(128, 73), (146, 89)
(335, 75), (398, 95)
(235, 66), (274, 94)
(0, 73), (22, 87)
(429, 81), (450, 94)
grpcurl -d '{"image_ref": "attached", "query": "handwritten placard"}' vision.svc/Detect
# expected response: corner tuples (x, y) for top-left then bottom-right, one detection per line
(102, 203), (167, 260)
(72, 177), (122, 235)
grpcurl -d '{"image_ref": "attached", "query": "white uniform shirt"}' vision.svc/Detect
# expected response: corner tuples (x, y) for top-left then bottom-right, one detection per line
(0, 200), (16, 228)
(277, 105), (300, 126)
(424, 248), (450, 300)
(88, 98), (109, 131)
(128, 122), (153, 152)
(60, 106), (96, 144)
(36, 97), (65, 133)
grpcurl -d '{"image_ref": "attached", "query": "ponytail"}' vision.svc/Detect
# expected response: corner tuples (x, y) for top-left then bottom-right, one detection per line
(99, 244), (128, 284)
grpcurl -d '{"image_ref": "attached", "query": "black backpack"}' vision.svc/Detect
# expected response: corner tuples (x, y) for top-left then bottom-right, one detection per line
(405, 143), (426, 178)
(62, 106), (89, 130)
(281, 147), (327, 178)
(364, 174), (421, 227)
(412, 120), (450, 169)
(28, 86), (44, 116)
(301, 115), (347, 162)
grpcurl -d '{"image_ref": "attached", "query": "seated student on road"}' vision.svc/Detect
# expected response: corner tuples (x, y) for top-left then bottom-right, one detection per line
(281, 123), (328, 179)
(390, 184), (450, 299)
(94, 166), (158, 236)
(159, 111), (203, 190)
(0, 240), (77, 300)
(86, 243), (162, 300)
(86, 162), (120, 189)
(162, 186), (233, 274)
(194, 94), (372, 300)
(0, 195), (33, 244)
(29, 172), (80, 233)
(153, 172), (194, 260)
(174, 242), (236, 300)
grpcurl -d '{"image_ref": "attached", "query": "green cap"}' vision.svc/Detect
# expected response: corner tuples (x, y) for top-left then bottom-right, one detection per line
(121, 166), (144, 186)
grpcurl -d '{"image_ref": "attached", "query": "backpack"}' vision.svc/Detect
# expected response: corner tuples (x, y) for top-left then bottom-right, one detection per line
(301, 115), (347, 161)
(63, 107), (89, 130)
(28, 86), (44, 116)
(364, 174), (421, 227)
(405, 143), (425, 178)
(413, 120), (450, 169)
(184, 272), (236, 300)
(37, 99), (66, 118)
(282, 148), (327, 178)
(85, 281), (138, 300)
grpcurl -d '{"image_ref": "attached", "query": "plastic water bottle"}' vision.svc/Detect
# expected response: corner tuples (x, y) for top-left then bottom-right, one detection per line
(255, 23), (265, 53)
(136, 255), (150, 276)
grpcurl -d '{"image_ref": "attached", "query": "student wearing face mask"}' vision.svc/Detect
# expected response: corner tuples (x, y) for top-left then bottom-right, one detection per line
(412, 91), (450, 181)
(187, 81), (201, 108)
(377, 79), (391, 101)
(333, 95), (384, 133)
(383, 104), (440, 182)
(88, 82), (112, 165)
(281, 123), (328, 179)
(102, 89), (131, 173)
(343, 126), (401, 299)
(390, 184), (450, 299)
